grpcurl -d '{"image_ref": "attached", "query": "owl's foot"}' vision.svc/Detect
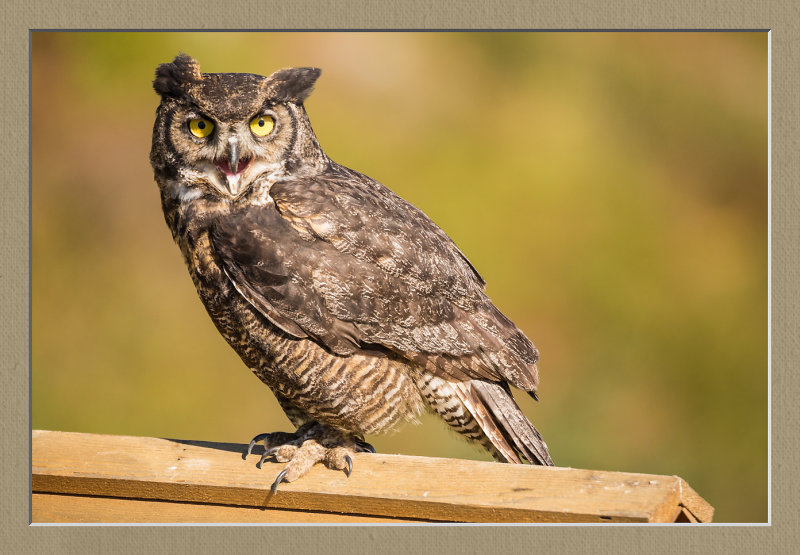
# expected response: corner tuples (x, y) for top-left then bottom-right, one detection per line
(244, 423), (372, 493)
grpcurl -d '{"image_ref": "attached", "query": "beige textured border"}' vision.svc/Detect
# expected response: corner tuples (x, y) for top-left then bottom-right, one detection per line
(4, 0), (796, 552)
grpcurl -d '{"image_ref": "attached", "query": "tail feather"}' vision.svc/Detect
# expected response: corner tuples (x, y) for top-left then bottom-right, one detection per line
(451, 381), (522, 464)
(469, 380), (554, 466)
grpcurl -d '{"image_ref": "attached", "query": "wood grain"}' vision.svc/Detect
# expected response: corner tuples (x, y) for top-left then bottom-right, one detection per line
(32, 494), (421, 523)
(31, 430), (713, 523)
(677, 477), (715, 523)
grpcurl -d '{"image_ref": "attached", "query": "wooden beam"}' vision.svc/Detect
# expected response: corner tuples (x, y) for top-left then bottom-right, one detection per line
(32, 494), (423, 523)
(32, 430), (714, 523)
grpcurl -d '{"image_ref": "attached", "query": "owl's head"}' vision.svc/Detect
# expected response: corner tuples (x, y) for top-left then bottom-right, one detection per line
(150, 54), (325, 199)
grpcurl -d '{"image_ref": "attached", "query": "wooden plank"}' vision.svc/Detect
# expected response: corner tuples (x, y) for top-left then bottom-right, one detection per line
(32, 493), (422, 523)
(32, 430), (712, 523)
(677, 478), (715, 522)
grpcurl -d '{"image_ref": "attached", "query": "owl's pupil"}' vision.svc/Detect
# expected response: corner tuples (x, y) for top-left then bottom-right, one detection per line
(197, 121), (206, 130)
(258, 119), (265, 127)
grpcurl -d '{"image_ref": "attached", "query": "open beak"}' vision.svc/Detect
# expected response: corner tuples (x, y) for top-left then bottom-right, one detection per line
(216, 139), (251, 195)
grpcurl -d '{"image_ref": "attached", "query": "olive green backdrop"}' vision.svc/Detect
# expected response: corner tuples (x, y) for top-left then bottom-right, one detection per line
(32, 31), (767, 522)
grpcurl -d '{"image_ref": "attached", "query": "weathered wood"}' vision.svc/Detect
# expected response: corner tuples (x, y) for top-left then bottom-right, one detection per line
(676, 478), (715, 523)
(33, 494), (421, 523)
(31, 430), (713, 523)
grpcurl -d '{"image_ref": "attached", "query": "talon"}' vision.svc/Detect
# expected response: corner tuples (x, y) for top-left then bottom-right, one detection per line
(355, 440), (376, 453)
(257, 449), (275, 469)
(344, 455), (353, 477)
(245, 433), (270, 459)
(271, 468), (289, 494)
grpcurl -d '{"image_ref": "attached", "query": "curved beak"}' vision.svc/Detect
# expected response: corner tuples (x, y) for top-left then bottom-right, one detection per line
(228, 138), (240, 175)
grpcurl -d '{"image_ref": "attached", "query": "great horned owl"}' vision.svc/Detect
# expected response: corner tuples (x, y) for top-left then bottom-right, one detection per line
(150, 54), (553, 491)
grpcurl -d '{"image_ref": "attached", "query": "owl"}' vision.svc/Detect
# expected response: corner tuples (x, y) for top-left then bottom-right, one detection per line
(150, 54), (553, 492)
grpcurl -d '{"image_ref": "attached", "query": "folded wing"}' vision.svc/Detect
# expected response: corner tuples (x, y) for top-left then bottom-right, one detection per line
(210, 169), (540, 392)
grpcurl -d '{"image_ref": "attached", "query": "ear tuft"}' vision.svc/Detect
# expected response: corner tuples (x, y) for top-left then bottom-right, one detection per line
(153, 53), (202, 98)
(266, 67), (321, 104)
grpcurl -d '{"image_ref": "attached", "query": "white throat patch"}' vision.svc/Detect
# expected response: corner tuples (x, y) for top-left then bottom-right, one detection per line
(166, 177), (203, 203)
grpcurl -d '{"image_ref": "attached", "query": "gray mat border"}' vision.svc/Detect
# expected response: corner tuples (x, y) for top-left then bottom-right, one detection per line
(4, 1), (794, 552)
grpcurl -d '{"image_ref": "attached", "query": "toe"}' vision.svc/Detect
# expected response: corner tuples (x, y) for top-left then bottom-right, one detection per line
(324, 446), (356, 475)
(274, 444), (299, 463)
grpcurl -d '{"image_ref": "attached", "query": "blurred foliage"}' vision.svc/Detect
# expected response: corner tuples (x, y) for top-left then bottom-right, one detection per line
(32, 32), (767, 522)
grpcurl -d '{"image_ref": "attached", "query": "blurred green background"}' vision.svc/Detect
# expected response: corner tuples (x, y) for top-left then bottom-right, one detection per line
(32, 32), (767, 522)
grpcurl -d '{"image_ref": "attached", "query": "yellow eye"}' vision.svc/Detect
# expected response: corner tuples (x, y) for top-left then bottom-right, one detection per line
(250, 115), (275, 137)
(188, 118), (214, 138)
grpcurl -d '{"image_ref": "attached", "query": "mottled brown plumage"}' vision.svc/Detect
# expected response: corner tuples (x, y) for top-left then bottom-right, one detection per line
(150, 54), (553, 489)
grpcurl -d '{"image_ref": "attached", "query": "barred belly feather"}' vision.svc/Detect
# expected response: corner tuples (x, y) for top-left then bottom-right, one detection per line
(190, 233), (423, 436)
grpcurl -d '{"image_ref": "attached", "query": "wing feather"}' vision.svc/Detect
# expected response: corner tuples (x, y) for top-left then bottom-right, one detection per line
(210, 167), (540, 391)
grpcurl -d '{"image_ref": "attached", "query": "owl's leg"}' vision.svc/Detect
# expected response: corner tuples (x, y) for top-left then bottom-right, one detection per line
(244, 422), (372, 493)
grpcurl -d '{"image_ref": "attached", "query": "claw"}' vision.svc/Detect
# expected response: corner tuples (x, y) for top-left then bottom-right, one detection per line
(271, 468), (289, 494)
(245, 433), (270, 459)
(344, 455), (353, 477)
(257, 446), (282, 468)
(257, 448), (273, 469)
(355, 440), (376, 453)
